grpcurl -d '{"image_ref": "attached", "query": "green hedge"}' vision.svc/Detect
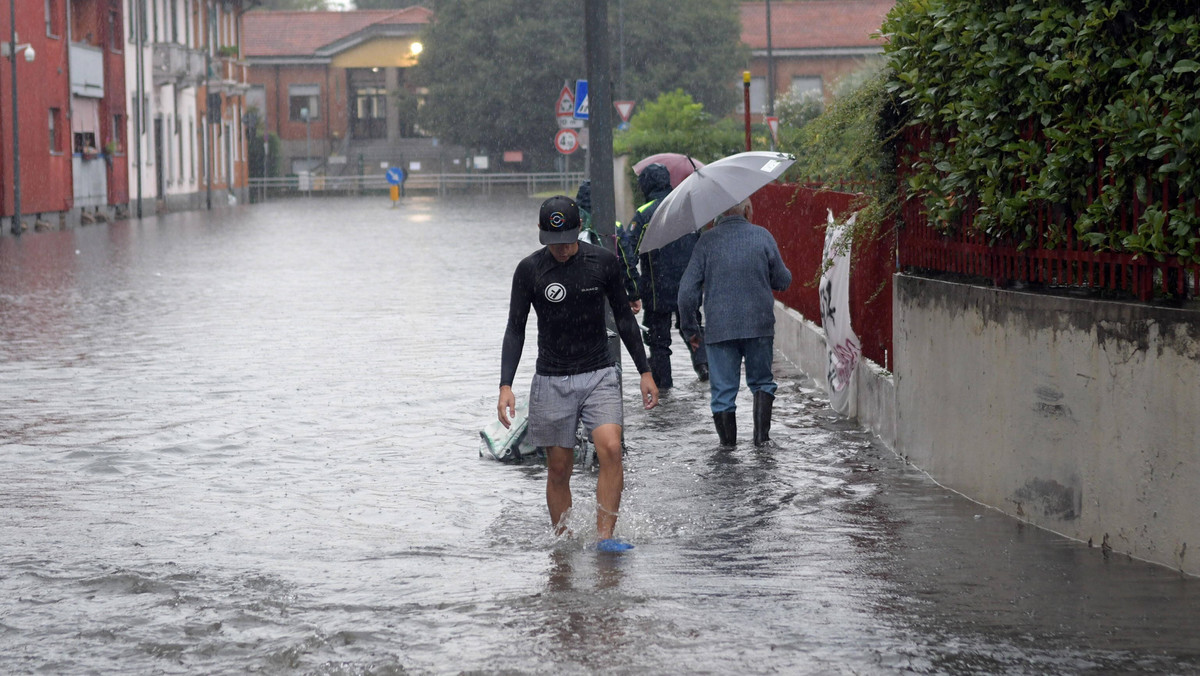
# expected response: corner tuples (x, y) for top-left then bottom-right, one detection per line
(884, 0), (1200, 260)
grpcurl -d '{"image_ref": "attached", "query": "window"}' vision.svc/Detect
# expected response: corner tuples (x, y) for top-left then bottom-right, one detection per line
(736, 77), (769, 115)
(166, 114), (174, 184)
(791, 76), (823, 97)
(354, 87), (387, 120)
(189, 117), (195, 181)
(177, 116), (185, 182)
(45, 0), (63, 38)
(112, 113), (125, 154)
(288, 84), (320, 122)
(74, 131), (97, 155)
(49, 108), (62, 153)
(127, 0), (148, 43)
(108, 9), (123, 53)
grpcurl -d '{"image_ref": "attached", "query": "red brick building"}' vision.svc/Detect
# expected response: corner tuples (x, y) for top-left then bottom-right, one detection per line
(740, 0), (895, 118)
(1, 0), (78, 232)
(242, 7), (434, 178)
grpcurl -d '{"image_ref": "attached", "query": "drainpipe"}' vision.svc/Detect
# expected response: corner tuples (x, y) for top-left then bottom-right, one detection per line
(8, 0), (22, 234)
(135, 0), (144, 218)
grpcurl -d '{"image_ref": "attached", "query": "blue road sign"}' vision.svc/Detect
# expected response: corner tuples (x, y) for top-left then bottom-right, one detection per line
(573, 79), (588, 120)
(386, 167), (405, 185)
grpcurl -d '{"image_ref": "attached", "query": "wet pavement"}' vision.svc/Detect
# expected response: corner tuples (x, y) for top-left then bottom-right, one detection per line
(1, 195), (1198, 675)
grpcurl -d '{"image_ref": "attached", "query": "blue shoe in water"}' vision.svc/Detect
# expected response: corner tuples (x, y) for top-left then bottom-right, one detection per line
(596, 538), (634, 552)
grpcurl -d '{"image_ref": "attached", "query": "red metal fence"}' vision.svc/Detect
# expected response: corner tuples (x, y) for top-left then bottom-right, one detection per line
(897, 127), (1200, 301)
(753, 121), (1199, 375)
(755, 183), (896, 371)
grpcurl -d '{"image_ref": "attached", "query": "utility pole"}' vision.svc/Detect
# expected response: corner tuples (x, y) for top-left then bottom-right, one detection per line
(583, 0), (614, 247)
(766, 0), (775, 150)
(135, 0), (144, 218)
(205, 1), (213, 211)
(617, 0), (625, 100)
(766, 0), (774, 118)
(7, 0), (22, 234)
(584, 0), (618, 369)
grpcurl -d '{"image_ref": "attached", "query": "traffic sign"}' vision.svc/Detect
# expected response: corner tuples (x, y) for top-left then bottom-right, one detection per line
(556, 85), (574, 118)
(554, 128), (580, 155)
(573, 79), (588, 119)
(556, 84), (583, 128)
(386, 167), (405, 185)
(614, 100), (635, 123)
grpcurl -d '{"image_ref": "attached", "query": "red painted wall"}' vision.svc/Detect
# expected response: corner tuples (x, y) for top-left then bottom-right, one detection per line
(0, 0), (74, 218)
(756, 183), (895, 371)
(100, 0), (129, 205)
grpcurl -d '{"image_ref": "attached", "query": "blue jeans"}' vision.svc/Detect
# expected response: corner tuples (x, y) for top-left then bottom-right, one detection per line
(706, 336), (776, 413)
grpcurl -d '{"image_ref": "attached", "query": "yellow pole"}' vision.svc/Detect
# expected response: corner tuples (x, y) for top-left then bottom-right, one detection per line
(743, 71), (752, 151)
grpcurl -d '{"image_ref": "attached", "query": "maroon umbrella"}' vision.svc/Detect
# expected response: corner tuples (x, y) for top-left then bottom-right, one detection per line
(633, 153), (706, 188)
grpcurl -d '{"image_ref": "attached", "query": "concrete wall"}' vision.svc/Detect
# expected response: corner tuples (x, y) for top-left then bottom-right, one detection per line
(773, 303), (897, 450)
(774, 277), (1200, 576)
(894, 275), (1200, 575)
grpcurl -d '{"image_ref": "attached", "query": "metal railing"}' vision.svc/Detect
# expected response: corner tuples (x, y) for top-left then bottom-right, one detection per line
(248, 171), (587, 199)
(897, 126), (1200, 301)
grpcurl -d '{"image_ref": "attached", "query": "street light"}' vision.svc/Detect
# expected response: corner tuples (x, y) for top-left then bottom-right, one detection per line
(3, 0), (35, 235)
(301, 106), (311, 197)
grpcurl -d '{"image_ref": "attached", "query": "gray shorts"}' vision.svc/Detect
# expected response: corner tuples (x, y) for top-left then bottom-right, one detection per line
(526, 366), (623, 448)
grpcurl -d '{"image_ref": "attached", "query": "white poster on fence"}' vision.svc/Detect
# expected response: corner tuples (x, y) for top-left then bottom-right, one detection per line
(819, 209), (862, 416)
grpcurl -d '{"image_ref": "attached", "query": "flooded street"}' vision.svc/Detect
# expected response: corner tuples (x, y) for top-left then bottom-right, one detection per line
(2, 195), (1198, 675)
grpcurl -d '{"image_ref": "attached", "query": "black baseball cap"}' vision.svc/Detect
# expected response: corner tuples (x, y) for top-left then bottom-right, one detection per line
(538, 195), (581, 245)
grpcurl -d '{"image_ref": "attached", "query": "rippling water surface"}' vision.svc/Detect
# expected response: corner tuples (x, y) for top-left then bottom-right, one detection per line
(2, 196), (1198, 674)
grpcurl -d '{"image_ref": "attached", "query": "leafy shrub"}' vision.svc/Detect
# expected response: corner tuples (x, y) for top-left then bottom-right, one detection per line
(773, 88), (825, 130)
(884, 0), (1200, 260)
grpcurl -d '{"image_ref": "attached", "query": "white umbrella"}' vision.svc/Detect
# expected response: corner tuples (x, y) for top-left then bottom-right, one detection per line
(639, 151), (795, 252)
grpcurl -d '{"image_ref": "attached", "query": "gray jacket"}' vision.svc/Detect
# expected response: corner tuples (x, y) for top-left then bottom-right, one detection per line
(677, 214), (792, 344)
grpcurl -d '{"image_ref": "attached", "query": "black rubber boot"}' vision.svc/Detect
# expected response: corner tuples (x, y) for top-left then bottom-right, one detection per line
(712, 411), (737, 447)
(753, 391), (775, 446)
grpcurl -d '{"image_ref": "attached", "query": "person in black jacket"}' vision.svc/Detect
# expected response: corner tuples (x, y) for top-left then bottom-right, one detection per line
(618, 163), (708, 391)
(499, 195), (658, 551)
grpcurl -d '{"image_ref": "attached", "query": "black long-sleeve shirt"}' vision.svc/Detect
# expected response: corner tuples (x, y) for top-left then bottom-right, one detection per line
(500, 243), (651, 388)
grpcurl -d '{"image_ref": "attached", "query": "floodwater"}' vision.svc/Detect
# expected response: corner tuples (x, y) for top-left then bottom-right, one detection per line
(1, 195), (1198, 675)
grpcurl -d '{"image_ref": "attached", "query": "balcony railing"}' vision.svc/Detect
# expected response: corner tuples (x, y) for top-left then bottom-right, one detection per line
(152, 42), (207, 87)
(214, 56), (249, 95)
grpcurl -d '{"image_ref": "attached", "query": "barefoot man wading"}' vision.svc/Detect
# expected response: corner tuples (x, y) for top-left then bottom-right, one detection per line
(498, 196), (659, 552)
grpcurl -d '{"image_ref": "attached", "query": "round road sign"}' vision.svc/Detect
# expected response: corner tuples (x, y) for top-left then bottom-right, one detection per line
(554, 128), (580, 155)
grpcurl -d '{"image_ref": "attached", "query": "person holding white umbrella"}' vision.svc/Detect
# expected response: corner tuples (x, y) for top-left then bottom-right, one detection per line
(660, 152), (795, 447)
(677, 197), (792, 447)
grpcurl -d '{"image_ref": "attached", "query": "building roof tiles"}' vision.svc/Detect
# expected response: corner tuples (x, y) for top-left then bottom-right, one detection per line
(740, 0), (894, 51)
(242, 6), (432, 58)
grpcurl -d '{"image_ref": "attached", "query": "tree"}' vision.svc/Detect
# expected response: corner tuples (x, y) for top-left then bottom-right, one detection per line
(414, 0), (745, 169)
(613, 0), (745, 116)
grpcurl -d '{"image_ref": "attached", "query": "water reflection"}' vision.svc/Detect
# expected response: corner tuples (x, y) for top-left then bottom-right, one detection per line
(1, 196), (1198, 674)
(541, 548), (628, 661)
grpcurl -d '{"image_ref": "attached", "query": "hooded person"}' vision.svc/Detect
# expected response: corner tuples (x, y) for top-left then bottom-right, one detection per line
(617, 163), (708, 391)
